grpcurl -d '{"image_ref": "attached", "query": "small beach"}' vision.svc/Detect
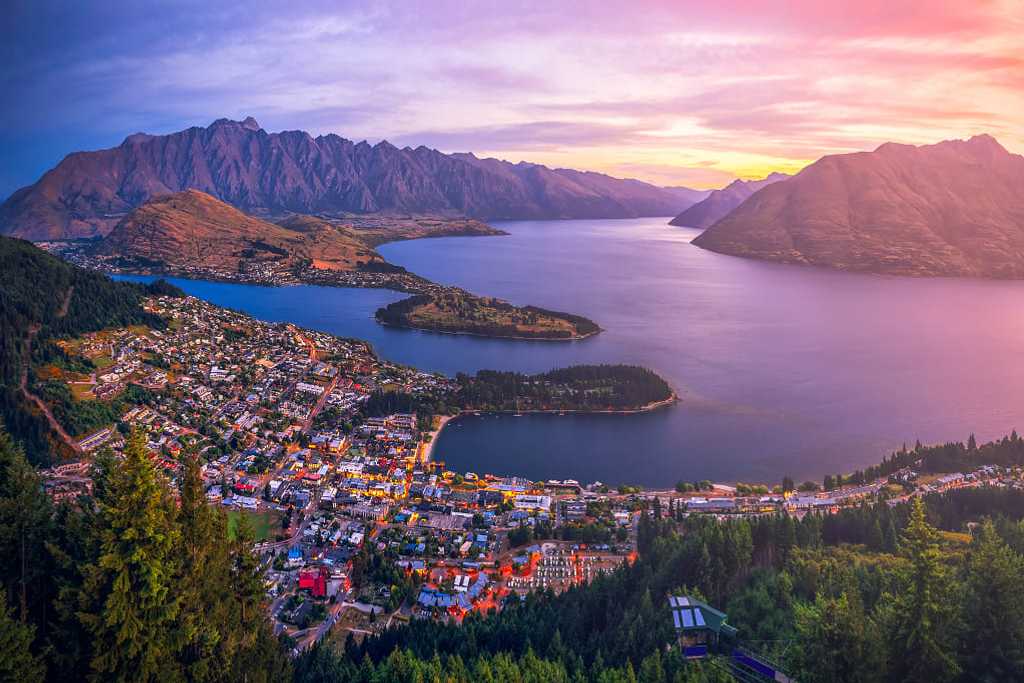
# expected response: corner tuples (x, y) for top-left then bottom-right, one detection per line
(421, 414), (455, 462)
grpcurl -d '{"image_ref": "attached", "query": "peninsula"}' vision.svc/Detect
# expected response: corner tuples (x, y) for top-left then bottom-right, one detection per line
(375, 293), (600, 340)
(48, 190), (599, 341)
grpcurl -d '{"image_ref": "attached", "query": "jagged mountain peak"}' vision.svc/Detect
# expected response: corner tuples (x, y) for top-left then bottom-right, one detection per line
(0, 118), (701, 240)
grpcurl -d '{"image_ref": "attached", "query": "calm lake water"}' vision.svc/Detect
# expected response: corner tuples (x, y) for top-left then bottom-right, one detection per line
(118, 217), (1024, 486)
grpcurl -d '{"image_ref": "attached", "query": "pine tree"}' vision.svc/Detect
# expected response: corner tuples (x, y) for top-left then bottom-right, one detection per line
(960, 520), (1024, 680)
(867, 519), (885, 551)
(883, 498), (960, 683)
(794, 584), (881, 683)
(226, 513), (289, 682)
(177, 453), (229, 681)
(0, 430), (54, 627)
(0, 588), (45, 682)
(78, 428), (183, 682)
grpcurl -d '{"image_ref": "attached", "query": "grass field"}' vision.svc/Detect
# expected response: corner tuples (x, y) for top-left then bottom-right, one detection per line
(70, 383), (96, 401)
(226, 508), (284, 542)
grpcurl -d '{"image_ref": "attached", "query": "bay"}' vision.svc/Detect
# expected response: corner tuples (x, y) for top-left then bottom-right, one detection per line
(119, 217), (1024, 486)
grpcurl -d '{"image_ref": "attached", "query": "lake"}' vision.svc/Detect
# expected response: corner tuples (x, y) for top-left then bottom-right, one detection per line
(118, 217), (1024, 486)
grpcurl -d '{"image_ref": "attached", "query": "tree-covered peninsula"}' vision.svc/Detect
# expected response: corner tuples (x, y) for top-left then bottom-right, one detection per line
(375, 292), (601, 340)
(455, 364), (674, 411)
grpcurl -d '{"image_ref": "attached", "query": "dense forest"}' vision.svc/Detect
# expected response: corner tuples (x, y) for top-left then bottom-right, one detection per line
(824, 431), (1024, 490)
(454, 364), (674, 411)
(0, 427), (291, 682)
(0, 236), (181, 464)
(296, 485), (1024, 682)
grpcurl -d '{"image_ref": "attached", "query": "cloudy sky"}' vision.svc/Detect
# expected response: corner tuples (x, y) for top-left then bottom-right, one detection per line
(2, 0), (1022, 199)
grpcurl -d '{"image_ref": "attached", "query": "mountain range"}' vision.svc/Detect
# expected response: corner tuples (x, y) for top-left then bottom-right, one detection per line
(0, 117), (701, 240)
(669, 172), (789, 229)
(692, 135), (1024, 277)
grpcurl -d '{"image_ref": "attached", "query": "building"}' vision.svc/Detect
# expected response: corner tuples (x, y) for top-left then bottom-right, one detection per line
(561, 498), (587, 521)
(298, 566), (329, 598)
(513, 495), (552, 512)
(668, 595), (736, 658)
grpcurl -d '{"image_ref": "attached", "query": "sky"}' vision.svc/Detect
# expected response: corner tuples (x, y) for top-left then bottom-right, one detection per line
(2, 0), (1023, 199)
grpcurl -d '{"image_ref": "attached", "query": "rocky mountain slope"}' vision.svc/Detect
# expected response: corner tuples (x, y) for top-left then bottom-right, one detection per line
(669, 172), (789, 228)
(1, 117), (698, 240)
(692, 135), (1024, 277)
(90, 190), (383, 273)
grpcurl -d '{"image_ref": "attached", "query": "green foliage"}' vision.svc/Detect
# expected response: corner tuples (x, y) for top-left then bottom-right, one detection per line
(0, 236), (174, 463)
(0, 426), (290, 682)
(36, 381), (155, 438)
(78, 428), (183, 681)
(880, 499), (961, 683)
(959, 520), (1024, 681)
(793, 588), (881, 683)
(375, 293), (600, 339)
(0, 430), (54, 630)
(456, 364), (672, 411)
(0, 588), (45, 682)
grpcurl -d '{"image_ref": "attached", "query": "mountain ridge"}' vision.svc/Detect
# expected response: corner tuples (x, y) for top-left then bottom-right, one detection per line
(692, 134), (1024, 278)
(0, 117), (700, 240)
(669, 172), (789, 229)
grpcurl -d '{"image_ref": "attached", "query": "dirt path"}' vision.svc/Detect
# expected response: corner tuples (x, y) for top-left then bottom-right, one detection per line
(19, 287), (82, 454)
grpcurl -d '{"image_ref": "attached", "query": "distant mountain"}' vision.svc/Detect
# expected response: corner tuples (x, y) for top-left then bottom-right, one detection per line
(0, 117), (699, 240)
(668, 173), (789, 228)
(663, 186), (713, 206)
(692, 135), (1024, 277)
(90, 190), (383, 272)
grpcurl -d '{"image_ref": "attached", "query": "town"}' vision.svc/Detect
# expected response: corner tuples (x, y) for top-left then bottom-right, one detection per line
(36, 294), (641, 651)
(35, 292), (1024, 654)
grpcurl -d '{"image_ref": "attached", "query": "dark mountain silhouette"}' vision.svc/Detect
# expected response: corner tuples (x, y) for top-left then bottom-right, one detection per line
(692, 135), (1024, 277)
(0, 117), (699, 240)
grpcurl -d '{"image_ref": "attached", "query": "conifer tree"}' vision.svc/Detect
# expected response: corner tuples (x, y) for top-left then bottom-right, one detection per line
(0, 430), (53, 627)
(883, 498), (960, 683)
(177, 452), (229, 681)
(794, 589), (881, 683)
(78, 428), (183, 682)
(960, 520), (1024, 680)
(0, 588), (45, 682)
(226, 513), (290, 682)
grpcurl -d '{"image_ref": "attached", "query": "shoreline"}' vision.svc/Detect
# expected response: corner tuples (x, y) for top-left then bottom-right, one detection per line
(376, 319), (602, 342)
(459, 392), (679, 416)
(423, 393), (677, 466)
(106, 269), (601, 342)
(421, 414), (454, 462)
